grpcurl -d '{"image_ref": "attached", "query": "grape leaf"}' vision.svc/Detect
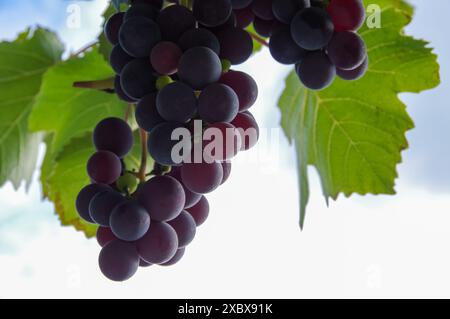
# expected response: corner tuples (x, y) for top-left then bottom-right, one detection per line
(278, 0), (440, 228)
(0, 28), (63, 189)
(28, 49), (125, 158)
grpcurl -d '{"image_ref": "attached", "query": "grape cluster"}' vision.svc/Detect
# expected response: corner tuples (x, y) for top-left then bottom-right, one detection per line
(76, 0), (259, 281)
(230, 0), (368, 90)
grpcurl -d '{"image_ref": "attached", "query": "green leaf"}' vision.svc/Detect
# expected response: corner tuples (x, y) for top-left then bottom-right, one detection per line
(0, 28), (63, 189)
(278, 0), (440, 228)
(29, 48), (126, 158)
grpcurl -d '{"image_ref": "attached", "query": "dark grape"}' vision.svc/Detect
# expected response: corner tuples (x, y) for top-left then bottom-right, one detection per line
(104, 12), (124, 45)
(327, 0), (366, 32)
(76, 184), (111, 223)
(234, 6), (255, 29)
(157, 5), (196, 41)
(193, 0), (232, 27)
(124, 3), (158, 21)
(336, 56), (368, 80)
(114, 75), (137, 103)
(147, 122), (189, 166)
(198, 83), (239, 123)
(137, 175), (186, 222)
(168, 168), (202, 209)
(136, 93), (164, 132)
(269, 26), (306, 65)
(119, 17), (161, 58)
(186, 196), (210, 226)
(327, 31), (366, 70)
(296, 50), (335, 90)
(89, 190), (126, 227)
(272, 0), (310, 24)
(253, 17), (277, 38)
(139, 259), (153, 267)
(231, 112), (259, 150)
(156, 82), (197, 123)
(96, 227), (117, 247)
(110, 201), (151, 241)
(109, 44), (133, 75)
(221, 161), (232, 184)
(160, 248), (185, 266)
(168, 211), (196, 248)
(93, 117), (133, 158)
(98, 240), (140, 282)
(178, 28), (221, 55)
(219, 71), (258, 112)
(87, 151), (122, 185)
(204, 122), (241, 160)
(131, 0), (163, 9)
(252, 0), (274, 20)
(150, 41), (182, 75)
(231, 0), (253, 9)
(291, 7), (334, 50)
(216, 27), (253, 65)
(178, 47), (222, 90)
(120, 59), (158, 100)
(181, 161), (223, 194)
(136, 222), (179, 264)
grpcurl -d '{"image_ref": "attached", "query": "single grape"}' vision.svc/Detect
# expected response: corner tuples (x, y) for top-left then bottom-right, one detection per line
(168, 211), (196, 248)
(327, 31), (366, 70)
(221, 161), (232, 184)
(272, 0), (310, 24)
(186, 196), (210, 226)
(98, 240), (140, 282)
(96, 227), (117, 247)
(119, 16), (161, 58)
(87, 151), (122, 185)
(156, 82), (197, 123)
(234, 6), (255, 29)
(137, 175), (186, 222)
(93, 117), (133, 158)
(89, 190), (126, 227)
(327, 0), (366, 32)
(219, 70), (258, 112)
(193, 0), (232, 27)
(253, 17), (277, 38)
(231, 0), (253, 9)
(205, 11), (237, 34)
(151, 41), (182, 75)
(336, 56), (368, 80)
(109, 44), (133, 75)
(231, 112), (259, 151)
(110, 201), (151, 242)
(114, 75), (137, 103)
(216, 27), (253, 65)
(104, 12), (124, 45)
(136, 93), (164, 132)
(178, 28), (221, 55)
(178, 47), (222, 90)
(291, 7), (334, 50)
(160, 248), (186, 266)
(136, 222), (179, 264)
(252, 0), (274, 20)
(269, 26), (306, 65)
(204, 122), (242, 161)
(198, 83), (239, 123)
(76, 184), (111, 223)
(157, 5), (196, 41)
(147, 122), (190, 166)
(120, 59), (158, 100)
(168, 167), (202, 209)
(116, 173), (139, 194)
(124, 3), (158, 21)
(296, 50), (336, 90)
(181, 161), (224, 194)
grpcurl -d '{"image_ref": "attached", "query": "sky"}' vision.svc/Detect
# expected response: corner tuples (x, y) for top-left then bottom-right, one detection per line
(0, 0), (449, 298)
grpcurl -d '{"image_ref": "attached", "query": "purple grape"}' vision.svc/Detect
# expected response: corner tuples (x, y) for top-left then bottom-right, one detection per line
(136, 222), (179, 264)
(119, 17), (161, 58)
(135, 93), (164, 133)
(216, 27), (253, 65)
(98, 240), (140, 281)
(168, 168), (202, 209)
(96, 227), (117, 247)
(160, 248), (186, 266)
(252, 0), (274, 20)
(219, 70), (258, 112)
(124, 3), (158, 21)
(193, 0), (232, 27)
(198, 83), (239, 123)
(157, 5), (196, 41)
(168, 211), (197, 248)
(120, 59), (158, 100)
(93, 117), (133, 158)
(186, 196), (210, 226)
(114, 75), (137, 103)
(150, 41), (182, 75)
(221, 161), (232, 184)
(231, 112), (259, 150)
(272, 0), (310, 24)
(104, 12), (124, 45)
(181, 161), (224, 194)
(89, 190), (126, 227)
(296, 50), (336, 90)
(110, 201), (151, 241)
(336, 56), (368, 80)
(147, 122), (189, 166)
(109, 44), (133, 75)
(327, 31), (366, 70)
(291, 7), (334, 50)
(269, 26), (307, 65)
(76, 184), (111, 223)
(156, 81), (197, 123)
(178, 28), (221, 55)
(87, 151), (122, 185)
(234, 6), (255, 29)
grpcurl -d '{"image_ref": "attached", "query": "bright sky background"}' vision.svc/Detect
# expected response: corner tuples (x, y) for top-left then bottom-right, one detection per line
(0, 0), (449, 298)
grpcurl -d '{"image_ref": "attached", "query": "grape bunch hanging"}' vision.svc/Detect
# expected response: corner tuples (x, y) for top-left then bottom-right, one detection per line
(76, 0), (259, 282)
(232, 0), (368, 90)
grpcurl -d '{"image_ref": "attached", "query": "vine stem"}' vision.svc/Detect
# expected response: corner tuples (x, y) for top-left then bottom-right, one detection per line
(249, 33), (269, 47)
(73, 77), (115, 90)
(137, 128), (148, 182)
(70, 41), (98, 58)
(124, 104), (133, 122)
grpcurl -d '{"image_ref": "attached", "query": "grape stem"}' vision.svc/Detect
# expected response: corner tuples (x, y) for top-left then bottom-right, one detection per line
(249, 33), (269, 47)
(124, 104), (133, 122)
(137, 128), (148, 182)
(70, 41), (98, 58)
(73, 77), (115, 90)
